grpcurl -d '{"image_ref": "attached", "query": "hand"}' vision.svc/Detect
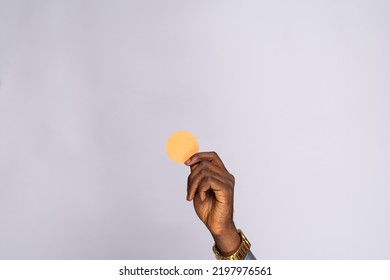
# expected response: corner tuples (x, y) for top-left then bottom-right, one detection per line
(185, 151), (241, 256)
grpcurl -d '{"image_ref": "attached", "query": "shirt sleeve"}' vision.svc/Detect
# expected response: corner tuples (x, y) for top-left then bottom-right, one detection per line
(244, 250), (256, 260)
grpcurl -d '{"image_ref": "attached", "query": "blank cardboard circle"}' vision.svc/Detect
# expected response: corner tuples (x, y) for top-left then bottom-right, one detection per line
(166, 131), (199, 163)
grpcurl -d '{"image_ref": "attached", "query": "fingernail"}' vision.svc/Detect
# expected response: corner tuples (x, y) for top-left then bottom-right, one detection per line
(185, 158), (191, 165)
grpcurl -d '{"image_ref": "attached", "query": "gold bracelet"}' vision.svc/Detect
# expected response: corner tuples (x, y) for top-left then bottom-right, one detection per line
(212, 229), (251, 260)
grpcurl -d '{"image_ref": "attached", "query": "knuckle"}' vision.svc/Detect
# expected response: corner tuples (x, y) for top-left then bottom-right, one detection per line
(227, 180), (234, 190)
(199, 166), (208, 176)
(203, 176), (214, 186)
(229, 174), (235, 184)
(205, 176), (213, 182)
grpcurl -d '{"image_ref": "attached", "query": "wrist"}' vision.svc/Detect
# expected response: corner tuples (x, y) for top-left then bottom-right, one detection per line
(212, 224), (241, 256)
(212, 229), (251, 260)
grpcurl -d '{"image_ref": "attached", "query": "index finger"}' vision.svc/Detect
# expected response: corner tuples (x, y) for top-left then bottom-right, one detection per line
(185, 151), (227, 170)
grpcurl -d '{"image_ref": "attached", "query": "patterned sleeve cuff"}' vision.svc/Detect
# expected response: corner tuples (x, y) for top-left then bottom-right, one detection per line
(244, 250), (256, 260)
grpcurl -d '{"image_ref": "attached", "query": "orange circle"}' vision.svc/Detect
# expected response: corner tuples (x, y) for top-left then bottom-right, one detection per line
(166, 131), (199, 163)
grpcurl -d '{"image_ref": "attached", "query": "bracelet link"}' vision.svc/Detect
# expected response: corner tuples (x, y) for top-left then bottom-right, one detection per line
(212, 229), (251, 260)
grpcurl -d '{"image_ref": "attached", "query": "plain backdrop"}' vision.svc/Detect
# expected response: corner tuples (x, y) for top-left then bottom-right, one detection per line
(0, 0), (389, 259)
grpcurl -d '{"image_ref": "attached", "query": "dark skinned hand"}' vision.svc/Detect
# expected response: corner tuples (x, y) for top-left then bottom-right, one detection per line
(185, 151), (241, 257)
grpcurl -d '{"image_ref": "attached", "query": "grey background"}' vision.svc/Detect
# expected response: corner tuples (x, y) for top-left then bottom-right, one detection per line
(0, 0), (389, 259)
